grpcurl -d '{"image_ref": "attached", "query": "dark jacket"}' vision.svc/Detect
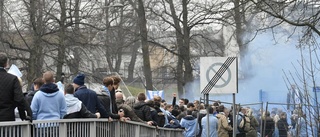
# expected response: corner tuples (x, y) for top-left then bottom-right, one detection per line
(133, 101), (153, 121)
(110, 88), (118, 114)
(277, 118), (289, 137)
(0, 68), (32, 121)
(25, 90), (38, 106)
(262, 117), (275, 137)
(95, 90), (120, 119)
(74, 85), (109, 118)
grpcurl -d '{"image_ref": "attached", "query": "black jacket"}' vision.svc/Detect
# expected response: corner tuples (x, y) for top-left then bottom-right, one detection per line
(25, 90), (38, 106)
(95, 90), (120, 119)
(133, 101), (152, 121)
(0, 68), (32, 121)
(277, 118), (289, 137)
(63, 103), (97, 119)
(110, 88), (118, 114)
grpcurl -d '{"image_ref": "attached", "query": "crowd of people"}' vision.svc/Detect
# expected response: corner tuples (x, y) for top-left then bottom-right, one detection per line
(0, 52), (317, 137)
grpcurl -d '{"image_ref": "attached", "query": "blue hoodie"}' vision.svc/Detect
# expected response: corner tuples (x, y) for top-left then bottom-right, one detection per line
(201, 114), (218, 137)
(180, 115), (199, 137)
(31, 83), (67, 120)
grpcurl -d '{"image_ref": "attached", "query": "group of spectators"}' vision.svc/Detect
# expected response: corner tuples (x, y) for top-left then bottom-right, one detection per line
(0, 52), (317, 137)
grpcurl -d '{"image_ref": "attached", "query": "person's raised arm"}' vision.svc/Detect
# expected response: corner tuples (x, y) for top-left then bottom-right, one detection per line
(172, 93), (177, 106)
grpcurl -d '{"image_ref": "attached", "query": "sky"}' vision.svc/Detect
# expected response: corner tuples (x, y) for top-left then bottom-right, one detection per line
(183, 27), (320, 107)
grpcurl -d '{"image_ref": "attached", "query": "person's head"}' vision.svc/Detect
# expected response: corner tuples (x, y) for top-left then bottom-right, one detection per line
(179, 98), (185, 106)
(115, 92), (123, 100)
(33, 78), (44, 90)
(193, 100), (200, 109)
(171, 109), (180, 117)
(179, 105), (186, 112)
(246, 109), (253, 117)
(280, 112), (287, 119)
(240, 107), (247, 115)
(184, 98), (189, 104)
(43, 71), (55, 84)
(166, 104), (173, 112)
(0, 52), (8, 68)
(187, 103), (195, 111)
(103, 77), (114, 91)
(224, 107), (230, 116)
(153, 95), (162, 103)
(217, 105), (225, 113)
(125, 96), (136, 108)
(73, 73), (85, 88)
(208, 105), (216, 114)
(65, 83), (75, 94)
(137, 92), (146, 101)
(112, 75), (121, 89)
(263, 111), (270, 117)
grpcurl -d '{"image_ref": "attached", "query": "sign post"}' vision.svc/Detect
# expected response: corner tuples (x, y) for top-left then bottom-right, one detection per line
(200, 57), (238, 137)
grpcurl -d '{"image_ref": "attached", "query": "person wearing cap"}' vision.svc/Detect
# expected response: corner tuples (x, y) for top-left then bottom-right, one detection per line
(0, 52), (32, 122)
(30, 71), (67, 120)
(73, 73), (110, 118)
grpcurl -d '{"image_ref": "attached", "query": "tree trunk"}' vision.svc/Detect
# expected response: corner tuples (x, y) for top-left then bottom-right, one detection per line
(234, 0), (245, 56)
(27, 0), (44, 89)
(0, 0), (3, 36)
(56, 0), (67, 81)
(137, 0), (153, 90)
(167, 0), (185, 97)
(115, 6), (124, 72)
(127, 41), (139, 81)
(182, 0), (193, 94)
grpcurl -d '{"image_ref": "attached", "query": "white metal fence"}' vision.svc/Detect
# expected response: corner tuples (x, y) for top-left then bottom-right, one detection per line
(0, 119), (183, 137)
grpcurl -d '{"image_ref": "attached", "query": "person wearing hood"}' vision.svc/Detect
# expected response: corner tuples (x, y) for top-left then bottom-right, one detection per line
(201, 106), (218, 137)
(30, 71), (67, 120)
(63, 84), (99, 119)
(180, 110), (199, 137)
(217, 106), (233, 137)
(73, 73), (110, 118)
(25, 78), (44, 105)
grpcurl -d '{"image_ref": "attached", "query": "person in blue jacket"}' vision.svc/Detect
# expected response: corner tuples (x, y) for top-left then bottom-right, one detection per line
(31, 71), (67, 120)
(180, 110), (199, 137)
(201, 106), (218, 137)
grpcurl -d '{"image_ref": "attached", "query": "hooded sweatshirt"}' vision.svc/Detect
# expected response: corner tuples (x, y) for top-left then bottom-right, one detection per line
(31, 83), (67, 120)
(65, 94), (82, 114)
(180, 115), (199, 137)
(63, 94), (97, 119)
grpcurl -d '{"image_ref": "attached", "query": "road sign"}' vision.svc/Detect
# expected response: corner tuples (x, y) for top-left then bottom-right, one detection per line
(200, 57), (238, 94)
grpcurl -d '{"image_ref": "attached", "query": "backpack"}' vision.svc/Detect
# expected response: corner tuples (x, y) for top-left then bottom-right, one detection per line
(238, 115), (250, 133)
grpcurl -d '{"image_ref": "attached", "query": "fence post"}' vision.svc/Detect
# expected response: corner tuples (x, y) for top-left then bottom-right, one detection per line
(21, 122), (31, 137)
(135, 124), (140, 137)
(115, 121), (120, 137)
(59, 122), (67, 137)
(90, 121), (96, 137)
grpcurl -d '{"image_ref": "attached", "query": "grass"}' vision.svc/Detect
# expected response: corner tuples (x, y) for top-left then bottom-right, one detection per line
(127, 86), (145, 96)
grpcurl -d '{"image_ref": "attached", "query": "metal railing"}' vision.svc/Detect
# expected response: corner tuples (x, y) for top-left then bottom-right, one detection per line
(0, 119), (183, 137)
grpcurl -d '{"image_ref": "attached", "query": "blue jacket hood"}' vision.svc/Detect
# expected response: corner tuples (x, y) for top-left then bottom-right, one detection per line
(40, 83), (59, 94)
